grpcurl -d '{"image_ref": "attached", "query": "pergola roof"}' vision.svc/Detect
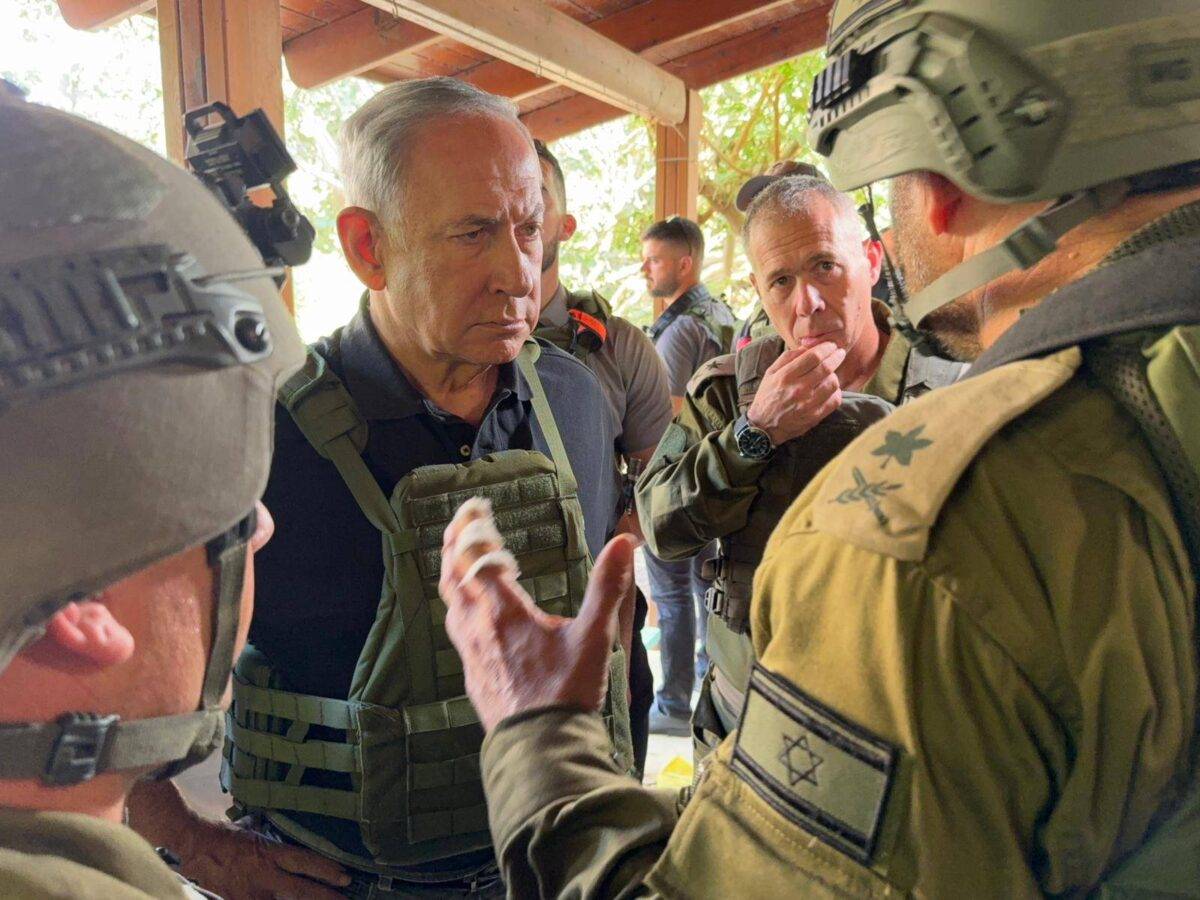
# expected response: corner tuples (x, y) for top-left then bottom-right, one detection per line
(256, 0), (827, 140)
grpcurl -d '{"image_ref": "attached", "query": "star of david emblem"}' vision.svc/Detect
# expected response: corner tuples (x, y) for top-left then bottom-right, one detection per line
(779, 731), (823, 788)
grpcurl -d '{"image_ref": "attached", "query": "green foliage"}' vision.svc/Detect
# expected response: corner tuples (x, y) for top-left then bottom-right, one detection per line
(6, 3), (881, 339)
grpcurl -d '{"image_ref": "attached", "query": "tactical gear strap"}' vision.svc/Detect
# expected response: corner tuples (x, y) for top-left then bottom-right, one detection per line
(515, 346), (579, 498)
(970, 236), (1200, 378)
(280, 350), (399, 534)
(899, 182), (1131, 333)
(0, 708), (222, 785)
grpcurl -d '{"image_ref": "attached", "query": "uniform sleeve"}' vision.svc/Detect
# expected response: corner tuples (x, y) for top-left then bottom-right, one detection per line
(655, 318), (711, 398)
(635, 380), (769, 561)
(482, 708), (676, 900)
(609, 318), (672, 456)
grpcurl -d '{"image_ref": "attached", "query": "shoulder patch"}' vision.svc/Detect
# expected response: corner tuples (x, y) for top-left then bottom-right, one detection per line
(731, 664), (899, 866)
(811, 347), (1082, 561)
(686, 352), (736, 397)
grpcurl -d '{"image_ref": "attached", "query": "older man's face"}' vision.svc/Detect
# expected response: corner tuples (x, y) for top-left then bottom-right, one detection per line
(747, 197), (881, 354)
(384, 114), (543, 366)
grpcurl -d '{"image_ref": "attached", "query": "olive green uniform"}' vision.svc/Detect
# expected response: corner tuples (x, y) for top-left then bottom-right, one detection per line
(476, 214), (1200, 897)
(638, 302), (961, 758)
(0, 808), (194, 899)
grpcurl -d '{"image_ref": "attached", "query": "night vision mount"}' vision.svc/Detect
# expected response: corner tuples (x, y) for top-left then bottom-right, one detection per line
(184, 102), (314, 284)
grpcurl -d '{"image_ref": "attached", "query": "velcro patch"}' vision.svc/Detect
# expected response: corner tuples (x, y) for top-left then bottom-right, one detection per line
(731, 665), (898, 865)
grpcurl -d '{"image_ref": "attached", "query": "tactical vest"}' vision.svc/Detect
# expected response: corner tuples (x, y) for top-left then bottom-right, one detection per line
(221, 341), (633, 876)
(534, 288), (611, 362)
(647, 285), (737, 354)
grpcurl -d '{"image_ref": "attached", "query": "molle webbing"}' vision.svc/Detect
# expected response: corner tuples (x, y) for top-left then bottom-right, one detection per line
(224, 343), (629, 872)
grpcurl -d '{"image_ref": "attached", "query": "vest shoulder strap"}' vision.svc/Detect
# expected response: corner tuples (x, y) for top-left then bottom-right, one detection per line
(279, 348), (399, 534)
(810, 346), (1082, 561)
(515, 342), (579, 498)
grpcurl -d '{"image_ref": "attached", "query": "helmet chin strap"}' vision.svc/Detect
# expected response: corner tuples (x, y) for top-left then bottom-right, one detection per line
(861, 180), (1131, 359)
(0, 513), (251, 787)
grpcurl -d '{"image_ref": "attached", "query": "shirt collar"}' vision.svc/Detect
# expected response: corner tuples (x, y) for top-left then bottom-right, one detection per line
(339, 294), (530, 420)
(540, 283), (570, 328)
(860, 300), (908, 403)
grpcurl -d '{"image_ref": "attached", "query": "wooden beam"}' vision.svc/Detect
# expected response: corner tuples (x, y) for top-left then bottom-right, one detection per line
(523, 4), (830, 142)
(56, 0), (153, 30)
(653, 89), (701, 317)
(157, 0), (293, 313)
(357, 0), (688, 124)
(461, 0), (795, 102)
(285, 9), (441, 89)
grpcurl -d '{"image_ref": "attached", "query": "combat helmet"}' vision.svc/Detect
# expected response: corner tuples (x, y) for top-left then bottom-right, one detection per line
(0, 97), (304, 784)
(807, 0), (1200, 337)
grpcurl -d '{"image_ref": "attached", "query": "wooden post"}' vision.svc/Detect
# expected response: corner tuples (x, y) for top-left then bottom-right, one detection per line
(156, 0), (292, 312)
(652, 90), (702, 317)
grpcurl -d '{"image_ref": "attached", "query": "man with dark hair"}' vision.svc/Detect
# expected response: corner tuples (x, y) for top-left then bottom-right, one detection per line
(639, 216), (737, 735)
(531, 138), (670, 774)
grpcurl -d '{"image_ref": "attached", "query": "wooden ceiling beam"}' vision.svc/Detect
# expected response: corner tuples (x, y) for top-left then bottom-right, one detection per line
(523, 3), (830, 141)
(356, 0), (688, 124)
(461, 0), (796, 102)
(56, 0), (153, 30)
(285, 8), (441, 88)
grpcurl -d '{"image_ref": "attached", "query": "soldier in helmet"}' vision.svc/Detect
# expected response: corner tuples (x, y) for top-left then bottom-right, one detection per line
(0, 99), (309, 895)
(434, 2), (1200, 896)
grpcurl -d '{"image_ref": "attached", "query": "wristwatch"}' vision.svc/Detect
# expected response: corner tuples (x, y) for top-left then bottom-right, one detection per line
(733, 413), (774, 460)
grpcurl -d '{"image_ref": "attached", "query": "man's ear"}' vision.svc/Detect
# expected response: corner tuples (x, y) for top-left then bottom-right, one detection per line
(925, 173), (964, 236)
(42, 598), (134, 668)
(337, 206), (388, 291)
(749, 271), (762, 299)
(864, 238), (884, 286)
(560, 213), (577, 242)
(678, 254), (694, 279)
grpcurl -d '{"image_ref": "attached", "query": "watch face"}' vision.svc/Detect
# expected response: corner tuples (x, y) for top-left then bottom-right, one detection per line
(737, 422), (773, 459)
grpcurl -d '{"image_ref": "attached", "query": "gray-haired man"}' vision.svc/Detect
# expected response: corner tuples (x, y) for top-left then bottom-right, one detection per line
(129, 76), (629, 898)
(638, 175), (964, 765)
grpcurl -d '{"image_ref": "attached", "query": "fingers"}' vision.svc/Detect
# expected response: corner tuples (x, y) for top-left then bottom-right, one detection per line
(772, 341), (844, 379)
(270, 842), (351, 887)
(572, 533), (636, 647)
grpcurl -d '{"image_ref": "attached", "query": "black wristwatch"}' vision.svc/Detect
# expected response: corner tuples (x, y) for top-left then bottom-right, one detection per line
(733, 413), (774, 460)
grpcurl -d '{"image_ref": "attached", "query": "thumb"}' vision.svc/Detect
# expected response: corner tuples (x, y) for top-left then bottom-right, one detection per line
(573, 534), (636, 645)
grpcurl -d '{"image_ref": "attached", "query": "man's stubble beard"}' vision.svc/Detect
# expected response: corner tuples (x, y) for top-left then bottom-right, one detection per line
(890, 177), (983, 362)
(541, 237), (559, 274)
(649, 274), (680, 298)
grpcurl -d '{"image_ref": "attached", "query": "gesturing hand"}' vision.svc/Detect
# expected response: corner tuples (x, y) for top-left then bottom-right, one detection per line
(746, 341), (847, 446)
(439, 498), (636, 732)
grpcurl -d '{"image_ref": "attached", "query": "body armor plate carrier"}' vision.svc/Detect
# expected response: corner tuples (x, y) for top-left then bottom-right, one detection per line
(221, 341), (633, 875)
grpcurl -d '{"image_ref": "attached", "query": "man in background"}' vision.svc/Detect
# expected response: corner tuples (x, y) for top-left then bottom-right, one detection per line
(532, 138), (671, 774)
(639, 217), (737, 735)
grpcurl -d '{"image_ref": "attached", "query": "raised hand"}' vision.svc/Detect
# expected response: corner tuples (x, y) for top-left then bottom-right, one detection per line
(439, 498), (637, 732)
(746, 341), (846, 445)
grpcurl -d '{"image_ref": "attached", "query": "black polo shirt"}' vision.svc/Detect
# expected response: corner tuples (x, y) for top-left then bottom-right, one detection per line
(252, 302), (621, 699)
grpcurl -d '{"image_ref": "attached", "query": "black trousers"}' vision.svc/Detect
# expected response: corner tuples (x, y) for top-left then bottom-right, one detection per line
(629, 587), (654, 778)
